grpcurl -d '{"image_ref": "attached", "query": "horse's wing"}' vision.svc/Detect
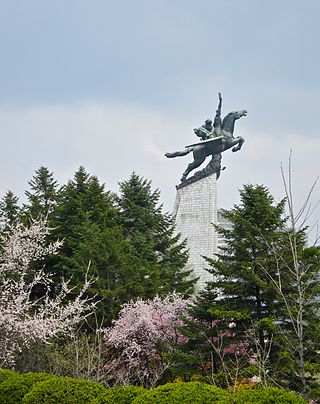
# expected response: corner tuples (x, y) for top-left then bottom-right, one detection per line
(185, 136), (224, 148)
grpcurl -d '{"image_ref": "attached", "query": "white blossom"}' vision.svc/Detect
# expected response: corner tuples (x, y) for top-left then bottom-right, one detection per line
(0, 219), (95, 368)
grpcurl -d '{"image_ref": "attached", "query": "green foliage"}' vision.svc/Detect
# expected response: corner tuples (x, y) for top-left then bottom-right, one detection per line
(231, 386), (307, 403)
(172, 305), (250, 387)
(24, 166), (58, 219)
(132, 382), (230, 403)
(0, 190), (20, 230)
(172, 184), (320, 394)
(209, 185), (288, 327)
(0, 371), (55, 404)
(50, 166), (126, 324)
(309, 385), (320, 402)
(187, 183), (320, 395)
(0, 369), (17, 384)
(22, 376), (108, 404)
(92, 385), (146, 403)
(116, 172), (195, 300)
(182, 185), (292, 384)
(50, 169), (194, 326)
(0, 167), (194, 329)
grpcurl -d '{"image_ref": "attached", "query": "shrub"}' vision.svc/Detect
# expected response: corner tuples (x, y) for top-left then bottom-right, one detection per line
(232, 386), (307, 403)
(132, 382), (230, 403)
(22, 376), (108, 404)
(309, 385), (320, 402)
(92, 385), (147, 403)
(0, 372), (55, 404)
(0, 369), (17, 385)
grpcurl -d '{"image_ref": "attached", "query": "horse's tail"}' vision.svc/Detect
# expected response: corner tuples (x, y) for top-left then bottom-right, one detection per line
(165, 147), (193, 158)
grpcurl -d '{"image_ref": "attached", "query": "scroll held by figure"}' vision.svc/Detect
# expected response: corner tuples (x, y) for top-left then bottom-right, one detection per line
(165, 93), (247, 188)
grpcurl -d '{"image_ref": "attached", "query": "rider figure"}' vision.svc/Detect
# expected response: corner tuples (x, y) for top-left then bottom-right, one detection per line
(193, 92), (223, 140)
(193, 118), (212, 140)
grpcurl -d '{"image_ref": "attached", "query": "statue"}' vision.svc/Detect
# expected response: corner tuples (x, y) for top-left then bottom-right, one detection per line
(165, 93), (247, 187)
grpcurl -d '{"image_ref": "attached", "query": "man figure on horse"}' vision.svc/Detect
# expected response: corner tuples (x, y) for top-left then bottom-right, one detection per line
(165, 92), (246, 184)
(194, 119), (213, 140)
(193, 92), (223, 141)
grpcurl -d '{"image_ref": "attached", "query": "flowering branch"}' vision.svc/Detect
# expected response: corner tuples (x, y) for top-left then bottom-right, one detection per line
(0, 219), (96, 368)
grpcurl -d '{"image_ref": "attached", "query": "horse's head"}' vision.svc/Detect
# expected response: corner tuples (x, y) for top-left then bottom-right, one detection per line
(221, 110), (247, 134)
(233, 109), (247, 119)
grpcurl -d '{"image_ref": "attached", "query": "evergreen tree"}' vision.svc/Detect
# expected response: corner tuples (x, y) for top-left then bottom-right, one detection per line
(24, 166), (58, 219)
(173, 185), (289, 385)
(53, 167), (116, 246)
(172, 287), (251, 387)
(50, 167), (124, 323)
(0, 190), (20, 229)
(176, 184), (320, 394)
(46, 169), (194, 325)
(206, 185), (289, 349)
(116, 172), (195, 299)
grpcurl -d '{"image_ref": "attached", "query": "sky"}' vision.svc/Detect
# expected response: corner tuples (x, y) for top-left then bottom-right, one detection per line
(0, 0), (319, 237)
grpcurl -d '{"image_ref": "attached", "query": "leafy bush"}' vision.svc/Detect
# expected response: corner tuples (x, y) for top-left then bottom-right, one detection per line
(132, 382), (230, 403)
(232, 386), (307, 403)
(92, 385), (147, 403)
(0, 372), (55, 403)
(0, 369), (17, 385)
(22, 376), (108, 404)
(309, 385), (320, 402)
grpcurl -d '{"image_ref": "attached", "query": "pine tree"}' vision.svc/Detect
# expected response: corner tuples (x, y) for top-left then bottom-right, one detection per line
(206, 185), (289, 348)
(48, 169), (194, 325)
(173, 185), (291, 385)
(179, 184), (320, 394)
(116, 172), (195, 300)
(0, 190), (20, 229)
(50, 167), (123, 323)
(53, 167), (116, 244)
(24, 166), (59, 219)
(172, 288), (251, 387)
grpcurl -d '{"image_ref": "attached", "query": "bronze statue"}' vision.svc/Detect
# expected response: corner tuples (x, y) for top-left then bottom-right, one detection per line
(165, 93), (247, 187)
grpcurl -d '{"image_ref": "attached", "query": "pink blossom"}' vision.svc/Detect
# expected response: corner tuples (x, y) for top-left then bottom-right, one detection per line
(104, 293), (190, 387)
(248, 354), (258, 364)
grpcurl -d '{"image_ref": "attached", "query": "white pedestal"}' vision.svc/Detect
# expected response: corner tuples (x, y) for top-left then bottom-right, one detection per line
(173, 174), (218, 290)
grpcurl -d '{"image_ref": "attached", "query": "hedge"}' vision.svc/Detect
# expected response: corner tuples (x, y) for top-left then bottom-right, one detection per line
(22, 376), (108, 404)
(231, 386), (307, 403)
(132, 382), (230, 403)
(0, 370), (311, 404)
(0, 372), (55, 404)
(0, 369), (17, 385)
(92, 385), (147, 403)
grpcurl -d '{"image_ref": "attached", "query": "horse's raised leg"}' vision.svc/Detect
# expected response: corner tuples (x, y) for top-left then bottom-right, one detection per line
(181, 147), (206, 182)
(232, 136), (245, 152)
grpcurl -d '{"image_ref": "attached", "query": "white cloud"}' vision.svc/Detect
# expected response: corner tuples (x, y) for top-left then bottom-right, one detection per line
(0, 102), (319, 238)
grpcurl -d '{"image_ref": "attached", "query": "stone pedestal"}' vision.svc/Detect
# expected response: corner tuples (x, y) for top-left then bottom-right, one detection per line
(173, 174), (218, 290)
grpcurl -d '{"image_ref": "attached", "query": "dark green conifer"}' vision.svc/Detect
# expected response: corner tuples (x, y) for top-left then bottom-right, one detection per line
(116, 172), (195, 299)
(0, 190), (20, 229)
(24, 166), (58, 219)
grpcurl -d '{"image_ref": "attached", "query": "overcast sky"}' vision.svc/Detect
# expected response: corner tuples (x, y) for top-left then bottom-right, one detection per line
(1, 0), (319, 236)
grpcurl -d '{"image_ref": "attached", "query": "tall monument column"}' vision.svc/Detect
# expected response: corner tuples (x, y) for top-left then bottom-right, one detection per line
(173, 174), (218, 290)
(165, 93), (247, 290)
